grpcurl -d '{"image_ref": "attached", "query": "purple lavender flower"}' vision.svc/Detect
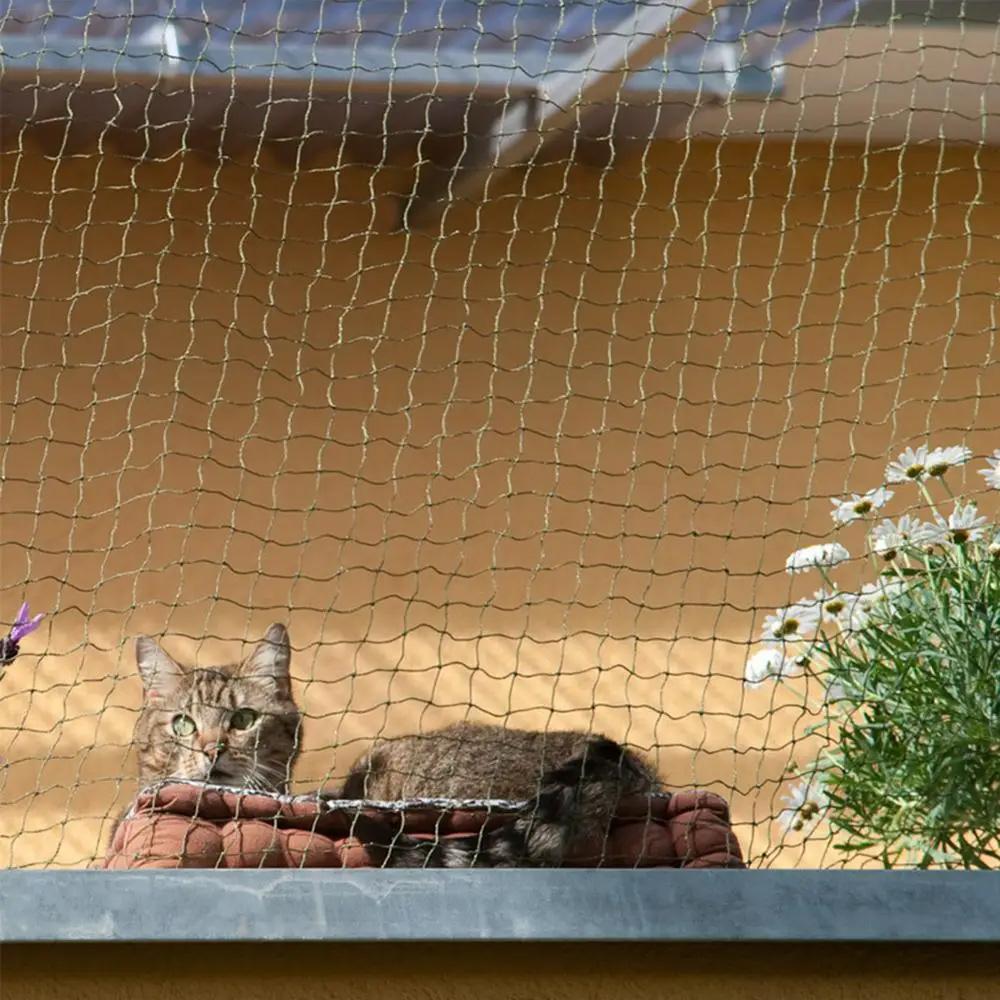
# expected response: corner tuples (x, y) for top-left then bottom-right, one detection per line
(1, 602), (44, 667)
(11, 602), (43, 643)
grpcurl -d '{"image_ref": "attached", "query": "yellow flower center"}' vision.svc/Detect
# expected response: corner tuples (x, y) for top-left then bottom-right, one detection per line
(775, 618), (800, 637)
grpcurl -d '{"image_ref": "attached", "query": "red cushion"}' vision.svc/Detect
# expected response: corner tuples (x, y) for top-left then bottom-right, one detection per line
(101, 783), (744, 870)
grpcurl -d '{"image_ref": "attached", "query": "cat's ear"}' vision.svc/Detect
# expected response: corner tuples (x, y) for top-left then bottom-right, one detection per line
(135, 637), (184, 702)
(243, 623), (291, 691)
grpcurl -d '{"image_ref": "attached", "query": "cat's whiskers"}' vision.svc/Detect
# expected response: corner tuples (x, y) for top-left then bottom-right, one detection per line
(251, 772), (281, 793)
(252, 759), (286, 778)
(225, 756), (285, 793)
(249, 769), (284, 793)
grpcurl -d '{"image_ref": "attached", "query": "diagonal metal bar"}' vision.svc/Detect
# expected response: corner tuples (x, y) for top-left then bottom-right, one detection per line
(402, 0), (722, 228)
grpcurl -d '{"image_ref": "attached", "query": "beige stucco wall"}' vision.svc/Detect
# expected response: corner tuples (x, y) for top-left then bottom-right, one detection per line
(3, 942), (999, 999)
(1, 139), (998, 870)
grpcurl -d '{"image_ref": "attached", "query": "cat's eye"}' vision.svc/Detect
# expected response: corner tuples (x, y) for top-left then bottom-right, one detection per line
(171, 714), (197, 738)
(229, 708), (259, 731)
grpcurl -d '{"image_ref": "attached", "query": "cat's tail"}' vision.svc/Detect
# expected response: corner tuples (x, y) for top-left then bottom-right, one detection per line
(354, 737), (655, 869)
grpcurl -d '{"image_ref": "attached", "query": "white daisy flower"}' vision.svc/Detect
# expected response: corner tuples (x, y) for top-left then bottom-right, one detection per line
(937, 502), (989, 544)
(925, 445), (972, 477)
(761, 602), (822, 642)
(830, 487), (894, 525)
(743, 648), (807, 686)
(789, 595), (828, 624)
(913, 519), (948, 547)
(837, 578), (908, 633)
(870, 514), (945, 559)
(778, 776), (829, 834)
(978, 450), (1000, 490)
(818, 589), (848, 618)
(870, 520), (903, 559)
(797, 588), (850, 620)
(837, 592), (872, 633)
(885, 445), (929, 484)
(785, 542), (851, 575)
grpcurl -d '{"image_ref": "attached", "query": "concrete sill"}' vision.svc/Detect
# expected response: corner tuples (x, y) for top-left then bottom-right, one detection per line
(1, 870), (998, 943)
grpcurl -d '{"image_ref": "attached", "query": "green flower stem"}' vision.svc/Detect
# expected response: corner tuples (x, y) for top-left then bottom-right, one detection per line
(917, 479), (943, 519)
(936, 475), (958, 503)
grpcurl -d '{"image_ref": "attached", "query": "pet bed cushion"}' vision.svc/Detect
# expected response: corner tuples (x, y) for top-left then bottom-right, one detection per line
(101, 782), (745, 870)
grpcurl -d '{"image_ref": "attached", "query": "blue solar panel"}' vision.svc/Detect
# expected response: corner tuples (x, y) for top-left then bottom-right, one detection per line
(1, 1), (871, 98)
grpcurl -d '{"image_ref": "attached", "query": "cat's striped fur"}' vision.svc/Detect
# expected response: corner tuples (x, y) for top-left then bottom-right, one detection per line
(339, 723), (660, 867)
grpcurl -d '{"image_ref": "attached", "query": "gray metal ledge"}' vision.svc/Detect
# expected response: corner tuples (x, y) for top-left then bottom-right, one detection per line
(0, 870), (998, 943)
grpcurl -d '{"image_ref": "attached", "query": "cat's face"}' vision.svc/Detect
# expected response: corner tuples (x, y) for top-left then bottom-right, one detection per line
(133, 624), (301, 793)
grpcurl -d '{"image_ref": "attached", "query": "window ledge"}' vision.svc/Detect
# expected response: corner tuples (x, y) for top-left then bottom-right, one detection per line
(1, 870), (998, 943)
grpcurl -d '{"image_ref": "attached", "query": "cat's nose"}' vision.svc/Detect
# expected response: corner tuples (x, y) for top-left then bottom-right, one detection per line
(196, 734), (227, 757)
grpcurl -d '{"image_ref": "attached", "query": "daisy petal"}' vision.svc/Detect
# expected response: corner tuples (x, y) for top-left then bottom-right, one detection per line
(785, 543), (850, 575)
(978, 449), (1000, 490)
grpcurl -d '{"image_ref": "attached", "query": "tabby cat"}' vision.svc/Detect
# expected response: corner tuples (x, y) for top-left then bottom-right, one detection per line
(133, 623), (301, 792)
(130, 623), (660, 867)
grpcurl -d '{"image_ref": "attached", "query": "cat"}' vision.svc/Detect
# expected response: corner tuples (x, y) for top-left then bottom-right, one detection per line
(132, 623), (301, 793)
(339, 722), (661, 868)
(128, 623), (661, 867)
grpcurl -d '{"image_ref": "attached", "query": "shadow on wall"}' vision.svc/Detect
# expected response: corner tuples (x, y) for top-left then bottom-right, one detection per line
(1, 138), (998, 868)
